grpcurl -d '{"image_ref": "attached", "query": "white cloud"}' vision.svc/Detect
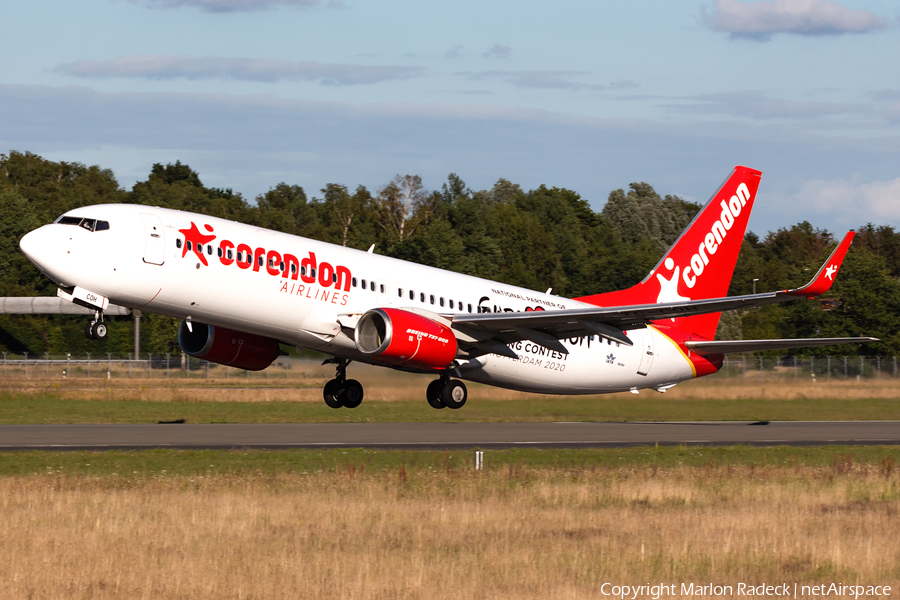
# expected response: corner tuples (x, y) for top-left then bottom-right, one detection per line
(460, 71), (638, 92)
(703, 0), (887, 40)
(671, 92), (862, 120)
(124, 0), (321, 12)
(796, 176), (900, 221)
(54, 56), (424, 86)
(482, 44), (512, 59)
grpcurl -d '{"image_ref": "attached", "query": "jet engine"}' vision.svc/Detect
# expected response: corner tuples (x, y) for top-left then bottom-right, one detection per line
(355, 308), (458, 371)
(178, 320), (280, 371)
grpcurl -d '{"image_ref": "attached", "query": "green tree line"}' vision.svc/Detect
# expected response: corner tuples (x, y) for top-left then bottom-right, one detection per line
(1, 150), (896, 357)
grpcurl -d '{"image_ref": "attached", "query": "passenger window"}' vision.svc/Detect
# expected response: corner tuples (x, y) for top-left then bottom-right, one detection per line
(290, 263), (296, 274)
(361, 279), (367, 289)
(311, 268), (316, 278)
(207, 245), (212, 255)
(430, 295), (435, 305)
(280, 262), (285, 272)
(468, 304), (472, 313)
(301, 266), (306, 276)
(187, 241), (192, 251)
(398, 288), (403, 297)
(352, 277), (357, 288)
(370, 281), (376, 291)
(95, 221), (110, 231)
(449, 300), (454, 309)
(176, 239), (182, 249)
(380, 284), (385, 293)
(217, 247), (222, 257)
(439, 297), (445, 307)
(227, 249), (233, 260)
(420, 293), (425, 302)
(332, 273), (337, 283)
(409, 290), (414, 300)
(258, 256), (264, 267)
(237, 251), (242, 261)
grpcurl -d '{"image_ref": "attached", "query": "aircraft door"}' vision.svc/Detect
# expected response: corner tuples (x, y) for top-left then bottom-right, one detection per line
(140, 213), (166, 265)
(636, 328), (655, 376)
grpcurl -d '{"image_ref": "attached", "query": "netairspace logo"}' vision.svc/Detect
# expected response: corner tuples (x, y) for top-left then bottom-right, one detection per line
(599, 582), (892, 599)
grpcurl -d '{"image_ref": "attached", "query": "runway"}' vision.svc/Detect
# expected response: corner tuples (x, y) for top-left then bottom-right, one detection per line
(1, 421), (899, 450)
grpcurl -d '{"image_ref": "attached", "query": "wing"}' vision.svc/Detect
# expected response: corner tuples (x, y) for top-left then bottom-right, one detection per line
(450, 232), (873, 359)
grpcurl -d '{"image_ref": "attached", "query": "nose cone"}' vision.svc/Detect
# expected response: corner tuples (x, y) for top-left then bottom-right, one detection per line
(19, 226), (66, 280)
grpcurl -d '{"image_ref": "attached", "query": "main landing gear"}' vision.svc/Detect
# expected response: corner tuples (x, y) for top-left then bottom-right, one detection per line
(322, 358), (364, 409)
(84, 310), (107, 340)
(426, 374), (467, 410)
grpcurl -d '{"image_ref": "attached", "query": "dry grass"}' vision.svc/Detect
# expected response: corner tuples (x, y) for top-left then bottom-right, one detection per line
(2, 360), (900, 404)
(1, 465), (899, 599)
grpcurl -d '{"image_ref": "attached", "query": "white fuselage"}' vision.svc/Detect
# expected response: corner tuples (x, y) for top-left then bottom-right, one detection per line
(20, 204), (697, 394)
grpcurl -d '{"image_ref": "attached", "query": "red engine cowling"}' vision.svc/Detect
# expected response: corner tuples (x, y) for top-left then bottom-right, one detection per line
(178, 321), (280, 371)
(355, 308), (458, 371)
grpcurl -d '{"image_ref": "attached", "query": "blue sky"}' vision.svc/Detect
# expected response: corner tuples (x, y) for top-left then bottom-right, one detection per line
(2, 0), (899, 236)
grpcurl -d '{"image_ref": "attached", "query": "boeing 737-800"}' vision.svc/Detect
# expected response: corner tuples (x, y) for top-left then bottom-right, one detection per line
(18, 166), (876, 409)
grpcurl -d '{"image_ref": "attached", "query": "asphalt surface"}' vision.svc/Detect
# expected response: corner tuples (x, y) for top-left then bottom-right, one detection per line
(0, 421), (899, 450)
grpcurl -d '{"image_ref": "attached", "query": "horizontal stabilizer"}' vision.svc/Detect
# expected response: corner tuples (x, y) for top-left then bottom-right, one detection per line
(685, 337), (879, 355)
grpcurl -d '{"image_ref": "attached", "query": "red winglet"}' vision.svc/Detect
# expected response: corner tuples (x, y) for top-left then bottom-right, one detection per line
(788, 231), (854, 298)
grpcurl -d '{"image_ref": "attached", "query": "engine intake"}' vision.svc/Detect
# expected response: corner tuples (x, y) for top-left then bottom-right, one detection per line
(355, 308), (457, 371)
(178, 321), (280, 371)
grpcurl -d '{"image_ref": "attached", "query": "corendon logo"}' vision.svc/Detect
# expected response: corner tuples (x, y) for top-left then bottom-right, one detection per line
(676, 183), (750, 290)
(178, 221), (352, 293)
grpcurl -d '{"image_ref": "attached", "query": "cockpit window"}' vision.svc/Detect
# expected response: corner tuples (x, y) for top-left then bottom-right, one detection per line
(54, 215), (110, 232)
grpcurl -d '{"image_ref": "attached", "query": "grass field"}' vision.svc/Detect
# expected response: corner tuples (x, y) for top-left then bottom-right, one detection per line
(1, 446), (898, 599)
(0, 369), (900, 423)
(1, 361), (900, 423)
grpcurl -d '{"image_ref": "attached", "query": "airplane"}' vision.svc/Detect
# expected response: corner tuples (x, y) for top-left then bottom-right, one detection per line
(18, 166), (877, 409)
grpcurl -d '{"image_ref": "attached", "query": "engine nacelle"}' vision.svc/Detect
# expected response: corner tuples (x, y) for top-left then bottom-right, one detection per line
(355, 308), (458, 371)
(178, 321), (280, 371)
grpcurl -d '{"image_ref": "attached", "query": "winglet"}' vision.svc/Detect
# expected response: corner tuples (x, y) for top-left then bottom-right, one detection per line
(788, 231), (854, 298)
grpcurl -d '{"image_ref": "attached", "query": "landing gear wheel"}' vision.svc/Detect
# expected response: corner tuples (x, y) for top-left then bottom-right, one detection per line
(441, 380), (467, 410)
(338, 379), (364, 409)
(86, 321), (108, 340)
(92, 322), (108, 340)
(323, 379), (343, 409)
(426, 379), (445, 409)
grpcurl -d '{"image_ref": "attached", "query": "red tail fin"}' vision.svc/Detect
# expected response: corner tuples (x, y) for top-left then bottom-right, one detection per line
(575, 166), (762, 339)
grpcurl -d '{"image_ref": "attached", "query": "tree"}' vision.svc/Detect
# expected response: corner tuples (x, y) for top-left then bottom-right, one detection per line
(373, 174), (428, 244)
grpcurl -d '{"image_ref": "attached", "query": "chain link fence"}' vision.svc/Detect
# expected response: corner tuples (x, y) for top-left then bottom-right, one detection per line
(0, 352), (302, 380)
(715, 355), (898, 380)
(0, 352), (896, 381)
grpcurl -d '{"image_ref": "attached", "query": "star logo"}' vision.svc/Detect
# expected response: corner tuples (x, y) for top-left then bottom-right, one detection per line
(178, 222), (216, 266)
(824, 264), (837, 281)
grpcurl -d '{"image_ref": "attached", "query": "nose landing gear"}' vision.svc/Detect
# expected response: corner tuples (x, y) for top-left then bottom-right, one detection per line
(322, 358), (364, 409)
(426, 374), (467, 410)
(85, 310), (107, 340)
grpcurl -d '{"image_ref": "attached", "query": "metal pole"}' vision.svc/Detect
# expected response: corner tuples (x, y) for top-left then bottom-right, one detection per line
(107, 353), (111, 379)
(844, 356), (847, 378)
(810, 356), (814, 378)
(166, 353), (170, 379)
(87, 352), (91, 378)
(45, 352), (49, 377)
(133, 309), (141, 361)
(24, 352), (27, 378)
(861, 355), (865, 378)
(186, 355), (190, 379)
(128, 353), (131, 378)
(827, 356), (831, 380)
(794, 356), (797, 378)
